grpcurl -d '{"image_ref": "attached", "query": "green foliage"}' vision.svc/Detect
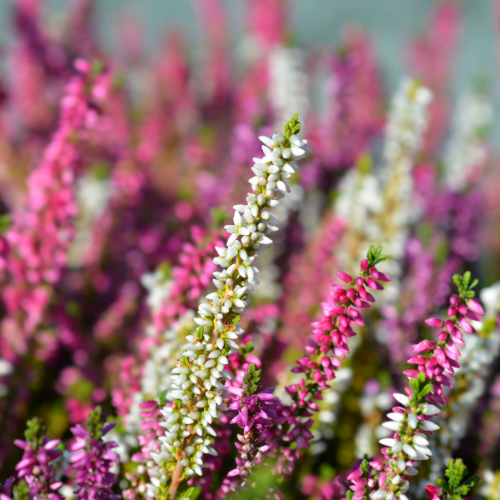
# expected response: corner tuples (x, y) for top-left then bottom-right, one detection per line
(91, 58), (105, 75)
(243, 363), (262, 398)
(157, 262), (172, 281)
(65, 300), (81, 318)
(230, 316), (241, 327)
(240, 341), (254, 355)
(12, 480), (30, 500)
(360, 458), (370, 474)
(409, 371), (434, 405)
(357, 154), (373, 175)
(0, 214), (11, 235)
(210, 206), (229, 227)
(177, 484), (201, 500)
(24, 417), (47, 449)
(91, 161), (111, 180)
(196, 327), (204, 341)
(436, 459), (480, 500)
(87, 406), (104, 440)
(366, 245), (387, 268)
(453, 272), (478, 299)
(158, 389), (168, 407)
(284, 113), (301, 140)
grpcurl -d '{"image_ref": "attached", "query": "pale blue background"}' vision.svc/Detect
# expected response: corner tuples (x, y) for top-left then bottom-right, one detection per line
(0, 0), (497, 98)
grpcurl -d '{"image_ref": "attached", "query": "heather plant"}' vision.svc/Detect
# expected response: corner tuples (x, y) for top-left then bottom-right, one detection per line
(0, 2), (498, 500)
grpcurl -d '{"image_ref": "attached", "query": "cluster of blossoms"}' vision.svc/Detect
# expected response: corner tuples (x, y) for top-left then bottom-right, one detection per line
(69, 407), (120, 499)
(12, 418), (63, 500)
(273, 246), (392, 474)
(335, 79), (432, 293)
(2, 2), (500, 500)
(1, 59), (109, 357)
(426, 282), (500, 482)
(347, 272), (485, 500)
(225, 364), (278, 483)
(145, 114), (312, 497)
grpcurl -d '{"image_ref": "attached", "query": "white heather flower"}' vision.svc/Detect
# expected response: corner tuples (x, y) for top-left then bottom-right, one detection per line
(445, 89), (492, 192)
(151, 117), (312, 493)
(334, 80), (431, 301)
(426, 282), (500, 483)
(378, 79), (432, 294)
(268, 47), (310, 131)
(141, 268), (173, 313)
(121, 275), (194, 440)
(69, 172), (113, 266)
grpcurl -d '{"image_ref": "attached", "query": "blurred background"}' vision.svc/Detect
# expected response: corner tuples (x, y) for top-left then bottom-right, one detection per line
(0, 0), (497, 92)
(0, 0), (499, 499)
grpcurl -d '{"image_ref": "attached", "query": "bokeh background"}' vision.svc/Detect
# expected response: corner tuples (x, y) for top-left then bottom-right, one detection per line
(0, 1), (499, 499)
(0, 0), (497, 91)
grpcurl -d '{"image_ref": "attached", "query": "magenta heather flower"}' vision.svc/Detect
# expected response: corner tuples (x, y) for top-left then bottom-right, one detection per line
(2, 59), (110, 359)
(269, 246), (391, 476)
(123, 400), (164, 499)
(217, 364), (278, 497)
(69, 406), (120, 500)
(229, 366), (278, 471)
(229, 246), (391, 490)
(12, 417), (63, 499)
(347, 271), (484, 500)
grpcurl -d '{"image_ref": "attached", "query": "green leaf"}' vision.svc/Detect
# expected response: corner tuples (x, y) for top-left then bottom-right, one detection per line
(157, 389), (168, 407)
(210, 206), (229, 227)
(284, 113), (301, 139)
(87, 406), (104, 440)
(13, 480), (30, 500)
(0, 214), (11, 235)
(181, 486), (201, 499)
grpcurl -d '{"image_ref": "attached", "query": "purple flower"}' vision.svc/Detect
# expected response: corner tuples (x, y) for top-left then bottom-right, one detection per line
(12, 418), (63, 499)
(70, 407), (120, 500)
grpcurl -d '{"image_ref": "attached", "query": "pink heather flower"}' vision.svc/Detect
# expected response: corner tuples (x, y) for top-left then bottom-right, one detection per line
(347, 271), (484, 500)
(219, 364), (279, 494)
(2, 60), (109, 359)
(248, 249), (392, 479)
(426, 485), (441, 500)
(70, 407), (120, 500)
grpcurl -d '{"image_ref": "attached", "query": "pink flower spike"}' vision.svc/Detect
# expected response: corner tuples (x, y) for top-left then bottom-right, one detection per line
(467, 298), (485, 316)
(425, 318), (443, 328)
(337, 271), (354, 283)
